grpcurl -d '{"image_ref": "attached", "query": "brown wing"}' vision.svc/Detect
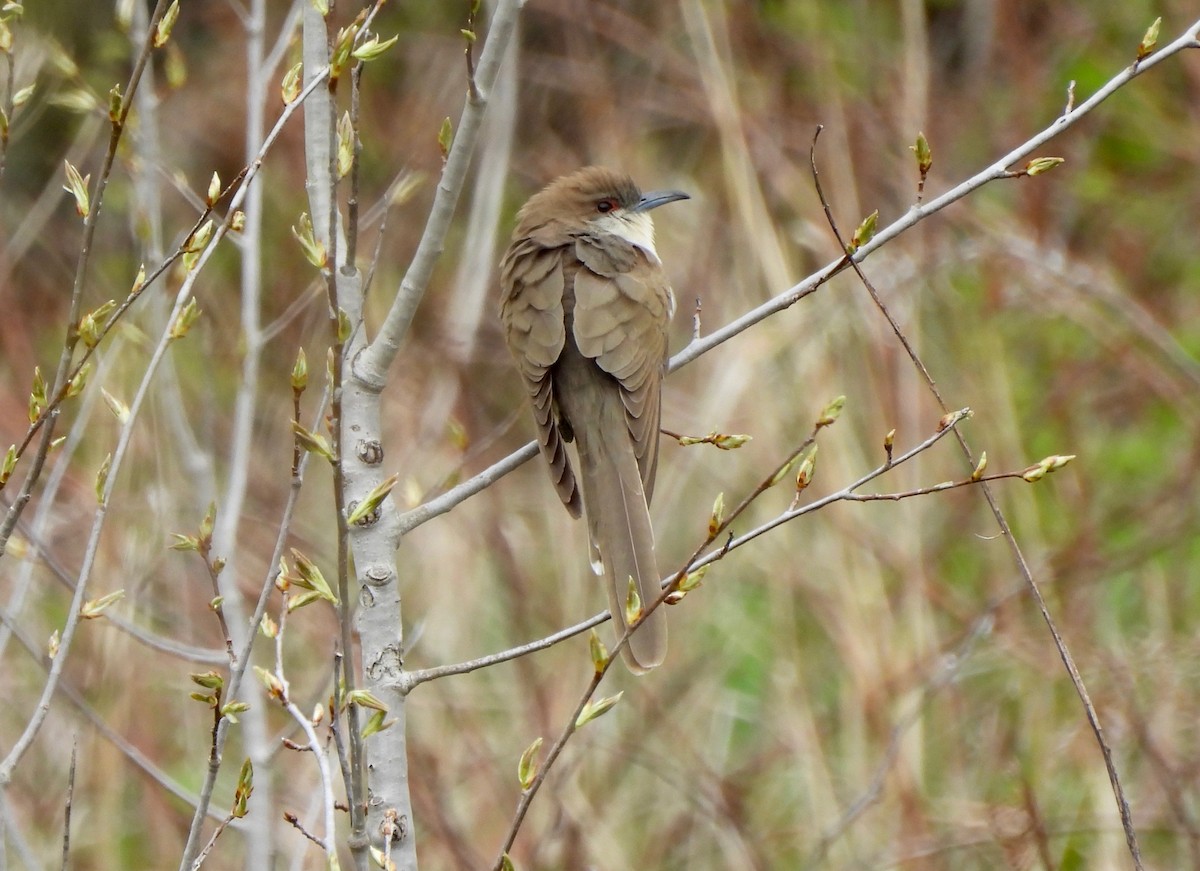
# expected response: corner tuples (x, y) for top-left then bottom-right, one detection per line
(499, 238), (582, 516)
(570, 234), (672, 502)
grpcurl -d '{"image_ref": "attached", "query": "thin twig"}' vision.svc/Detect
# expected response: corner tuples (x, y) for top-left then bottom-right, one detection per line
(411, 413), (978, 691)
(0, 0), (171, 551)
(391, 18), (1200, 545)
(808, 118), (1145, 867)
(60, 739), (77, 871)
(354, 0), (523, 387)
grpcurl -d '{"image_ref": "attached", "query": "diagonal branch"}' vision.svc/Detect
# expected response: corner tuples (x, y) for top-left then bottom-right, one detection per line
(354, 0), (524, 388)
(392, 17), (1200, 543)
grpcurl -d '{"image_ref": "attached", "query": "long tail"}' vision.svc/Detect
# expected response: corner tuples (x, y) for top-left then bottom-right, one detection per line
(575, 401), (668, 674)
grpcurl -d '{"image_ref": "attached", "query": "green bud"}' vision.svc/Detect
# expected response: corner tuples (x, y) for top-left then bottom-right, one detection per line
(347, 474), (398, 527)
(910, 131), (932, 175)
(624, 575), (643, 625)
(191, 670), (225, 690)
(1025, 157), (1065, 177)
(575, 692), (623, 728)
(153, 0), (180, 49)
(708, 492), (724, 537)
(281, 62), (302, 105)
(437, 117), (453, 161)
(1137, 16), (1161, 61)
(517, 737), (543, 790)
(817, 395), (846, 427)
(94, 452), (111, 502)
(291, 347), (308, 391)
(848, 210), (878, 253)
(588, 629), (608, 672)
(352, 33), (398, 61)
(81, 588), (124, 619)
(63, 160), (91, 217)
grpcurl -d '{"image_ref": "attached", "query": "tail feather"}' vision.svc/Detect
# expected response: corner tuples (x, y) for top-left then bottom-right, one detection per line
(577, 409), (667, 673)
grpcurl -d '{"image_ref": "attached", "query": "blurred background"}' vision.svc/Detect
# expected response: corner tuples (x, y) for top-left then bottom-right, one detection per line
(2, 1), (1199, 868)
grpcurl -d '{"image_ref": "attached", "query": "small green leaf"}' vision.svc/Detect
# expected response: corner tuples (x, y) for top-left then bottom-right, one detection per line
(517, 736), (543, 790)
(291, 421), (334, 462)
(169, 533), (200, 552)
(232, 758), (253, 817)
(588, 629), (608, 673)
(575, 692), (623, 729)
(153, 0), (180, 49)
(291, 347), (308, 391)
(336, 111), (354, 179)
(1025, 157), (1065, 177)
(331, 23), (358, 80)
(12, 82), (34, 108)
(712, 432), (751, 450)
(346, 689), (388, 712)
(101, 388), (130, 424)
(847, 210), (878, 253)
(352, 33), (398, 61)
(108, 83), (123, 123)
(131, 263), (147, 296)
(795, 445), (817, 492)
(29, 366), (46, 413)
(678, 564), (708, 593)
(190, 670), (225, 690)
(360, 709), (395, 739)
(289, 548), (338, 603)
(708, 492), (724, 537)
(768, 454), (800, 487)
(437, 117), (453, 161)
(291, 212), (327, 268)
(910, 131), (932, 174)
(253, 665), (284, 698)
(63, 160), (91, 217)
(817, 395), (846, 427)
(346, 474), (399, 526)
(281, 62), (303, 105)
(624, 575), (643, 626)
(169, 298), (201, 339)
(81, 588), (125, 619)
(78, 300), (115, 348)
(1137, 16), (1161, 60)
(0, 444), (17, 484)
(94, 452), (111, 502)
(199, 501), (216, 545)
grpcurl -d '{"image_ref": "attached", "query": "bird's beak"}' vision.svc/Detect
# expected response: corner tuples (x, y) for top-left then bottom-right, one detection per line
(632, 189), (690, 213)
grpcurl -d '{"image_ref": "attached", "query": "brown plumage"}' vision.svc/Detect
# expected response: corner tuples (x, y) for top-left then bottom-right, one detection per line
(499, 167), (688, 673)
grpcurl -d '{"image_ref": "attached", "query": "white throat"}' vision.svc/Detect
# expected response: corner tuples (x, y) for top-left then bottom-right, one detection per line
(594, 211), (660, 264)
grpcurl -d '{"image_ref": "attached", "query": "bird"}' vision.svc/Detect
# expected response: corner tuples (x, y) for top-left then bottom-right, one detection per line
(499, 167), (688, 673)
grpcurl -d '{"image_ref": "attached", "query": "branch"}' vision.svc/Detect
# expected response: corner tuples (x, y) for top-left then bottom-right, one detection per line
(354, 0), (524, 388)
(391, 17), (1200, 540)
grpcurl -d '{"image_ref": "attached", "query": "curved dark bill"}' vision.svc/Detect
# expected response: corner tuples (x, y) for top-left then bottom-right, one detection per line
(633, 190), (690, 212)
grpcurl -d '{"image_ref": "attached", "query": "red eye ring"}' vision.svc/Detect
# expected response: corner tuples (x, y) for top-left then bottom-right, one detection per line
(596, 198), (618, 214)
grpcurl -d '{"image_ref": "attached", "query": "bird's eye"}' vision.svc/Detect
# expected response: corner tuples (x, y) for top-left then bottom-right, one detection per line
(595, 198), (618, 214)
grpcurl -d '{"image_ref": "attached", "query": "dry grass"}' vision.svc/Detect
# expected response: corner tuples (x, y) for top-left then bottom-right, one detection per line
(2, 1), (1199, 869)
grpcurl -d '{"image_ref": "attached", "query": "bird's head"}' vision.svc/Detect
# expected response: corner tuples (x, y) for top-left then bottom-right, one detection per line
(514, 166), (689, 258)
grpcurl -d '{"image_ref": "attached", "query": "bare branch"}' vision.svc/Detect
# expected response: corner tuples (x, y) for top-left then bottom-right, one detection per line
(354, 0), (524, 387)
